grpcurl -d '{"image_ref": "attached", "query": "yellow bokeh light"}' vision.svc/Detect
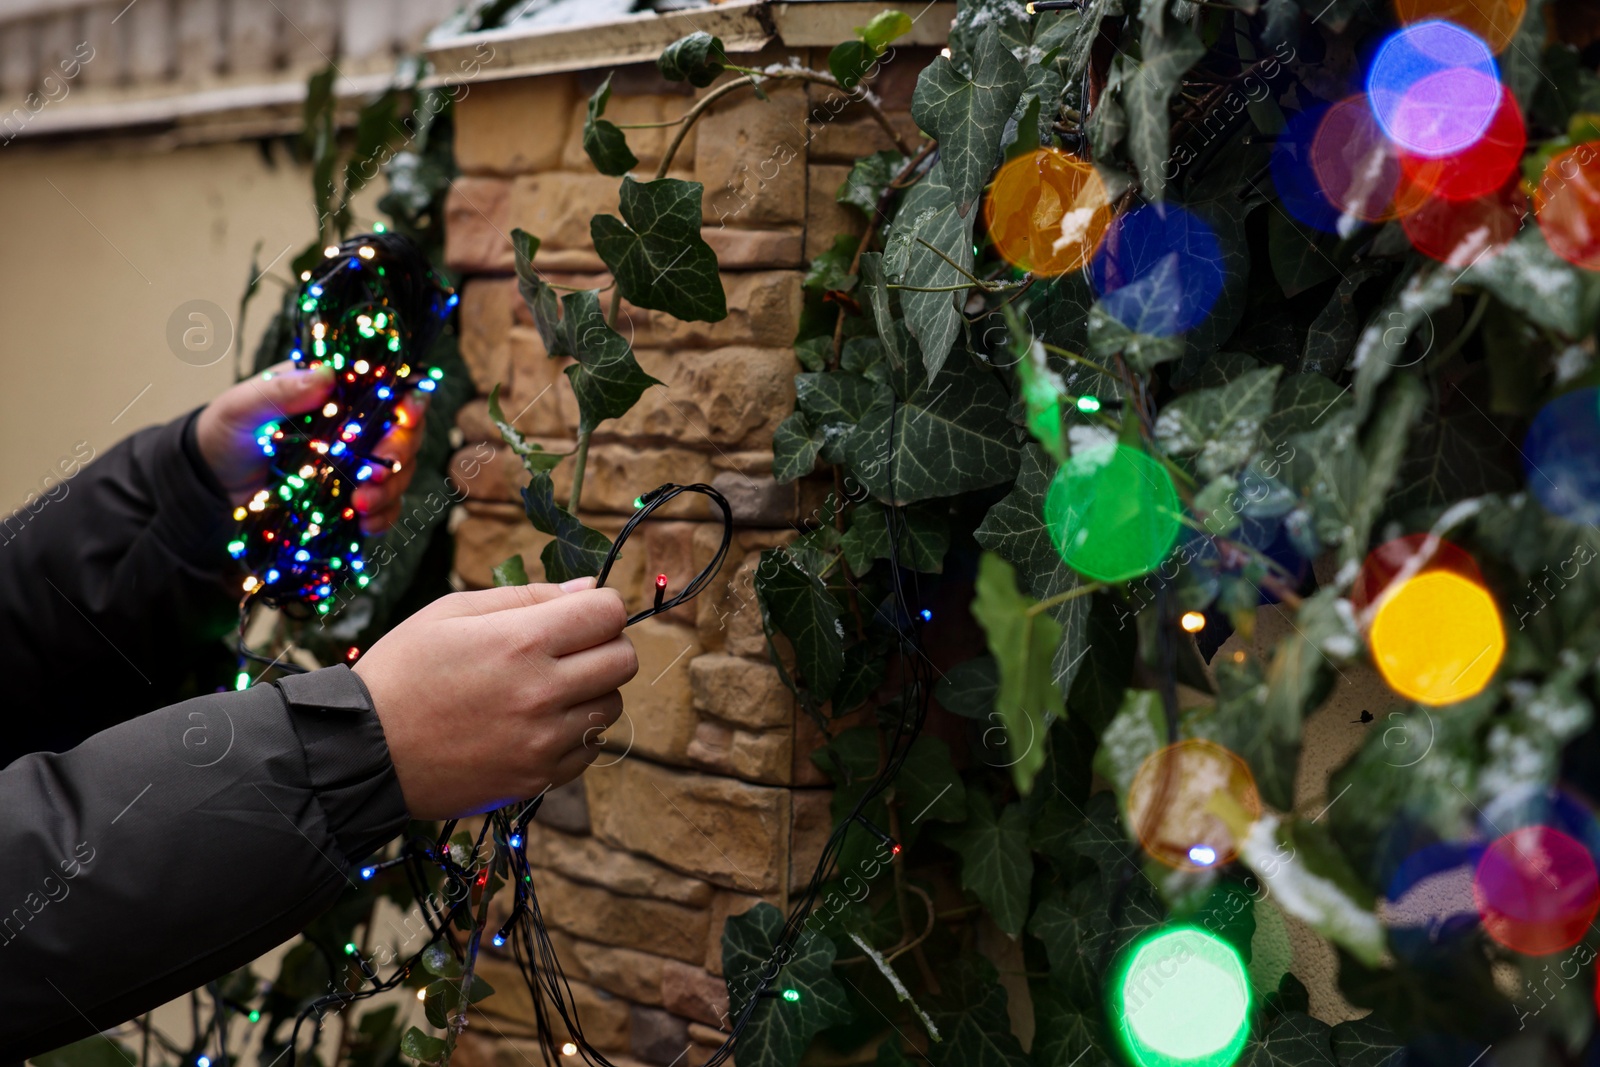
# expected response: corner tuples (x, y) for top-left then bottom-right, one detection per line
(1369, 570), (1505, 706)
(1394, 0), (1526, 54)
(1128, 739), (1261, 871)
(1180, 611), (1206, 633)
(983, 148), (1111, 277)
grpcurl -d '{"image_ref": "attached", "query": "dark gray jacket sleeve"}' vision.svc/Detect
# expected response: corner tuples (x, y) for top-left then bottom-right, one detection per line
(0, 665), (409, 1060)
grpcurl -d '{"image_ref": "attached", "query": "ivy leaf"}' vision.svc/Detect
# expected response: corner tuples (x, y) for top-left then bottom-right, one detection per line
(860, 9), (913, 51)
(1087, 298), (1186, 372)
(1267, 214), (1338, 297)
(1349, 267), (1453, 419)
(894, 171), (976, 380)
(581, 73), (638, 176)
(1236, 813), (1384, 966)
(839, 503), (950, 574)
(658, 31), (727, 87)
(795, 371), (888, 464)
(910, 25), (1026, 215)
(1237, 1013), (1337, 1067)
(1092, 688), (1164, 797)
(924, 959), (1032, 1067)
(935, 655), (998, 719)
(421, 942), (461, 978)
(399, 1027), (447, 1066)
(845, 355), (1020, 504)
(839, 153), (906, 217)
(773, 410), (823, 483)
(491, 554), (529, 588)
(804, 234), (861, 293)
(1030, 864), (1165, 1006)
(1301, 265), (1385, 376)
(723, 905), (852, 1067)
(1261, 372), (1348, 450)
(974, 446), (1092, 698)
(755, 549), (845, 702)
(592, 176), (727, 322)
(896, 736), (968, 823)
(510, 229), (560, 345)
(488, 383), (567, 474)
(423, 974), (494, 1029)
(1154, 366), (1281, 479)
(1032, 987), (1116, 1067)
(1123, 17), (1205, 199)
(941, 792), (1033, 936)
(559, 290), (662, 433)
(1329, 1015), (1405, 1067)
(1461, 225), (1600, 338)
(830, 40), (877, 90)
(521, 470), (613, 584)
(859, 254), (904, 368)
(971, 552), (1062, 794)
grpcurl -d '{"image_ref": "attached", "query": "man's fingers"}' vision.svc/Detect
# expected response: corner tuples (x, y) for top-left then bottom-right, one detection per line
(554, 636), (638, 704)
(443, 580), (592, 617)
(566, 691), (624, 736)
(529, 588), (630, 658)
(229, 363), (335, 424)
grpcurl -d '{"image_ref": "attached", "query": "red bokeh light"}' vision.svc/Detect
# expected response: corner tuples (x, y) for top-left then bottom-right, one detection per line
(1536, 142), (1600, 272)
(1351, 533), (1486, 621)
(1474, 826), (1599, 956)
(1398, 87), (1526, 202)
(1399, 172), (1527, 267)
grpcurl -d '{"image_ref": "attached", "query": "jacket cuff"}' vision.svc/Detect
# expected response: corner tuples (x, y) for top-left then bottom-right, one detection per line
(143, 408), (234, 573)
(275, 665), (410, 864)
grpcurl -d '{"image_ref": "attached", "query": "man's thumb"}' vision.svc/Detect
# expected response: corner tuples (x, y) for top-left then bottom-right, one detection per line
(235, 364), (335, 422)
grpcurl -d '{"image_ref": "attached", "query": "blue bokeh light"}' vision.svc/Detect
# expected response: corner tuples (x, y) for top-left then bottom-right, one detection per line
(1090, 204), (1225, 337)
(1367, 20), (1499, 157)
(1271, 104), (1341, 233)
(1524, 387), (1600, 525)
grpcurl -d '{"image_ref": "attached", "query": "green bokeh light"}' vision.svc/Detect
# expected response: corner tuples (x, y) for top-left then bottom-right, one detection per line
(782, 988), (801, 1003)
(1112, 927), (1250, 1067)
(1044, 443), (1181, 582)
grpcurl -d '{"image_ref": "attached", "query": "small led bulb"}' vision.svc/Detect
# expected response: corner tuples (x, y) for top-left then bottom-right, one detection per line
(324, 245), (340, 257)
(358, 246), (375, 259)
(322, 402), (339, 417)
(1180, 611), (1206, 633)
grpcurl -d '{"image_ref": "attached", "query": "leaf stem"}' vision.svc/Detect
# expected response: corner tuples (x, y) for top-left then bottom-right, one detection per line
(568, 429), (592, 515)
(727, 67), (915, 155)
(656, 75), (758, 180)
(1027, 582), (1105, 615)
(914, 236), (987, 286)
(1038, 342), (1114, 377)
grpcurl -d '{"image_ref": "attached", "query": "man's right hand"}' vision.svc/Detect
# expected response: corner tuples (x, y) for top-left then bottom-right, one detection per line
(352, 577), (637, 819)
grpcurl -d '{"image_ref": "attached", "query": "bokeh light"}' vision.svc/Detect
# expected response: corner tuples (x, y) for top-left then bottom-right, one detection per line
(1398, 171), (1526, 265)
(1310, 96), (1428, 223)
(1367, 21), (1500, 158)
(1352, 533), (1486, 620)
(1397, 85), (1525, 201)
(1474, 826), (1599, 955)
(983, 148), (1111, 276)
(1128, 739), (1262, 871)
(1369, 569), (1505, 705)
(1535, 142), (1600, 272)
(1524, 387), (1600, 525)
(1394, 0), (1527, 54)
(1273, 104), (1342, 232)
(1044, 443), (1181, 582)
(1090, 204), (1225, 337)
(1113, 927), (1251, 1067)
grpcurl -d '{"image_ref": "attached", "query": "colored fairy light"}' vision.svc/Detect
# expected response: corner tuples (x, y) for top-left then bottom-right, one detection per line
(248, 1010), (260, 1023)
(633, 496), (644, 508)
(1474, 826), (1600, 955)
(561, 1043), (578, 1056)
(1395, 0), (1526, 53)
(417, 989), (428, 1002)
(918, 608), (933, 622)
(982, 148), (1111, 276)
(510, 833), (523, 849)
(1127, 740), (1261, 871)
(1179, 611), (1206, 633)
(1398, 170), (1526, 266)
(782, 988), (801, 1003)
(1307, 96), (1427, 224)
(492, 933), (506, 947)
(1076, 394), (1101, 413)
(1366, 21), (1500, 158)
(656, 573), (669, 589)
(343, 942), (358, 955)
(198, 1057), (211, 1067)
(235, 671), (249, 691)
(1369, 569), (1505, 705)
(1524, 388), (1600, 523)
(1535, 143), (1600, 272)
(1113, 927), (1251, 1067)
(1044, 443), (1180, 582)
(360, 866), (375, 879)
(1090, 204), (1225, 337)
(1397, 85), (1525, 202)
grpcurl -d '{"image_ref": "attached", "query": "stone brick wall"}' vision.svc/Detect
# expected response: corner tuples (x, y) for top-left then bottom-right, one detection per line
(440, 45), (935, 1067)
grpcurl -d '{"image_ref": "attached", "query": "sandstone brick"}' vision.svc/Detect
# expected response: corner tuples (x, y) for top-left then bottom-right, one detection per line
(507, 172), (621, 267)
(696, 550), (767, 657)
(703, 226), (806, 269)
(642, 521), (704, 627)
(560, 90), (698, 171)
(457, 75), (579, 175)
(807, 163), (866, 260)
(691, 653), (791, 729)
(444, 177), (514, 273)
(538, 867), (709, 963)
(527, 821), (711, 904)
(705, 890), (772, 975)
(453, 502), (552, 589)
(459, 278), (518, 394)
(790, 789), (835, 894)
(608, 346), (797, 451)
(617, 618), (703, 767)
(688, 720), (796, 785)
(630, 1004), (690, 1065)
(537, 779), (592, 834)
(585, 758), (791, 892)
(793, 705), (833, 787)
(688, 1022), (731, 1049)
(502, 324), (580, 438)
(807, 112), (923, 164)
(449, 440), (564, 504)
(471, 968), (631, 1053)
(569, 939), (667, 1005)
(581, 444), (718, 518)
(712, 469), (815, 527)
(623, 271), (803, 349)
(697, 81), (809, 229)
(661, 959), (732, 1027)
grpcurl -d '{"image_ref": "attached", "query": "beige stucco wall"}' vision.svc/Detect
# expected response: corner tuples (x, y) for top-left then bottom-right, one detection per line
(0, 137), (378, 511)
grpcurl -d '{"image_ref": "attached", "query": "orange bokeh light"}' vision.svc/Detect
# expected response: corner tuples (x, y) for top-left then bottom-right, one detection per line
(1128, 739), (1262, 871)
(1535, 142), (1600, 272)
(1369, 569), (1505, 706)
(1394, 0), (1527, 54)
(983, 148), (1111, 277)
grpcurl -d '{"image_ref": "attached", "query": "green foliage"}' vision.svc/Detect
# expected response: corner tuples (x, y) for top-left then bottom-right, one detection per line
(970, 552), (1062, 793)
(723, 905), (853, 1067)
(521, 470), (613, 583)
(658, 31), (727, 87)
(592, 177), (727, 322)
(581, 73), (638, 176)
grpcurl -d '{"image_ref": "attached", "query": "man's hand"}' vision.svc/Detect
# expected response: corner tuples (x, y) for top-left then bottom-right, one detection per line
(352, 577), (637, 818)
(194, 362), (427, 533)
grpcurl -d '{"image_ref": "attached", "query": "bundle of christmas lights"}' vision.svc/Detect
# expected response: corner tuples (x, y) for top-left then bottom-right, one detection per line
(232, 230), (455, 620)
